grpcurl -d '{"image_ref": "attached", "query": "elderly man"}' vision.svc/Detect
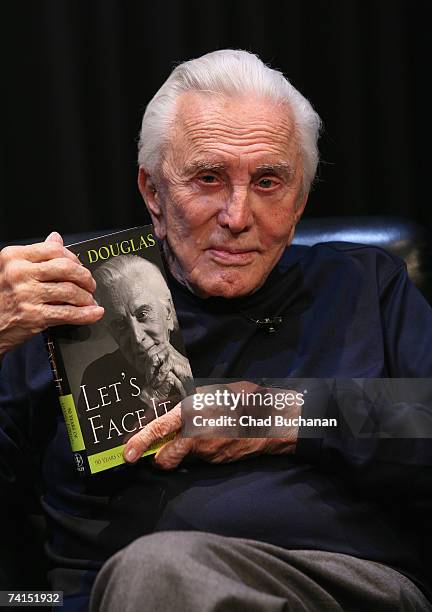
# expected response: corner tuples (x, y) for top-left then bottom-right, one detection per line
(89, 255), (192, 406)
(1, 50), (432, 611)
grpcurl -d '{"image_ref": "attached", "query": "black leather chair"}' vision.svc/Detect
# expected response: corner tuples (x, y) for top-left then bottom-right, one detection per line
(294, 216), (432, 303)
(1, 215), (431, 592)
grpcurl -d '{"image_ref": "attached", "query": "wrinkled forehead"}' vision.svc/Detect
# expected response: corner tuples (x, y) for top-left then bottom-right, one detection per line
(101, 280), (151, 309)
(164, 91), (300, 169)
(97, 267), (169, 313)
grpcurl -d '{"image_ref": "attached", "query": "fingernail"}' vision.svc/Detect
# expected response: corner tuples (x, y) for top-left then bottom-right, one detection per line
(125, 447), (137, 462)
(89, 305), (104, 312)
(46, 231), (62, 241)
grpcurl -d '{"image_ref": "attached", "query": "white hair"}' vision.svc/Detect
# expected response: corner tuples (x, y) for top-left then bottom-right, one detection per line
(138, 49), (322, 191)
(94, 255), (172, 307)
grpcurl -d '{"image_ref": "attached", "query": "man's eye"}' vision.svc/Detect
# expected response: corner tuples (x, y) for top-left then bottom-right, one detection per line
(135, 308), (151, 322)
(199, 174), (218, 184)
(257, 178), (277, 189)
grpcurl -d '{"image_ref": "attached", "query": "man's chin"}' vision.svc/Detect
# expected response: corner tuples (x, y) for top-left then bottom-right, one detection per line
(189, 273), (266, 299)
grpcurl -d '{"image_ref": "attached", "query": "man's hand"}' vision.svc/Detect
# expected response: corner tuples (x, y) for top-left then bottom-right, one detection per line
(0, 231), (104, 356)
(124, 384), (300, 469)
(147, 345), (193, 398)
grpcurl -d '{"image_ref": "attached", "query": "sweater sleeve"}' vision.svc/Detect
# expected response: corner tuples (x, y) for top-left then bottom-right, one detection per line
(0, 335), (58, 588)
(296, 380), (432, 502)
(0, 334), (57, 503)
(295, 258), (432, 502)
(380, 261), (432, 377)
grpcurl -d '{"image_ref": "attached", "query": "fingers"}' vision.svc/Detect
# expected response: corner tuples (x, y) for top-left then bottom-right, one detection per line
(167, 372), (187, 397)
(169, 350), (192, 378)
(154, 437), (267, 469)
(42, 303), (104, 327)
(171, 359), (192, 381)
(153, 436), (194, 470)
(0, 232), (103, 355)
(124, 404), (182, 464)
(45, 231), (64, 245)
(191, 438), (267, 464)
(4, 257), (95, 293)
(150, 349), (191, 392)
(35, 258), (96, 293)
(1, 240), (79, 265)
(40, 281), (98, 307)
(151, 354), (171, 384)
(2, 260), (97, 307)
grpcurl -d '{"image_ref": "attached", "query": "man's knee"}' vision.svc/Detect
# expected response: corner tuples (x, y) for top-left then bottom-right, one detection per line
(94, 532), (213, 587)
(117, 530), (212, 569)
(90, 531), (225, 612)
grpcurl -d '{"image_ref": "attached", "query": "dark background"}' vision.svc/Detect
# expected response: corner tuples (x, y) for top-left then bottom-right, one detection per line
(1, 0), (429, 242)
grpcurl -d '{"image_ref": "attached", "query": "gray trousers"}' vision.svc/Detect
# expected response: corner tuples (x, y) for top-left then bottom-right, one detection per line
(90, 531), (431, 611)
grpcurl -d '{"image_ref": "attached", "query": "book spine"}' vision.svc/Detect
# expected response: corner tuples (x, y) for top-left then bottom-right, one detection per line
(43, 331), (91, 477)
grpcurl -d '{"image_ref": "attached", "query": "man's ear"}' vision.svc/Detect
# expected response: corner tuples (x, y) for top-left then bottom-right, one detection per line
(166, 300), (175, 333)
(138, 167), (167, 240)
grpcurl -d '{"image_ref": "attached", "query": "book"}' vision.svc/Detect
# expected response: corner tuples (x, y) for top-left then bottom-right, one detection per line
(46, 225), (194, 476)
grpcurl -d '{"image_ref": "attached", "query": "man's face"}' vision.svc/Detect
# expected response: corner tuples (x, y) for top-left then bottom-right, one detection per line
(140, 92), (307, 298)
(101, 274), (172, 376)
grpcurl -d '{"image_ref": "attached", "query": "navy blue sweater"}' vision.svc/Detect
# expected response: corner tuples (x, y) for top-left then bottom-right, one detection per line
(1, 243), (432, 607)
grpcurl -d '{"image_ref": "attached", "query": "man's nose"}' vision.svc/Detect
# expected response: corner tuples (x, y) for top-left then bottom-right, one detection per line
(128, 318), (149, 345)
(217, 186), (253, 233)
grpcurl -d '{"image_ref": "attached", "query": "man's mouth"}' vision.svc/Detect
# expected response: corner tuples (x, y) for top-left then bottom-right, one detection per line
(207, 247), (258, 265)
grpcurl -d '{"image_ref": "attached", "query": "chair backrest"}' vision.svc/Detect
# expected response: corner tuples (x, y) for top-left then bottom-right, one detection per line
(294, 216), (432, 303)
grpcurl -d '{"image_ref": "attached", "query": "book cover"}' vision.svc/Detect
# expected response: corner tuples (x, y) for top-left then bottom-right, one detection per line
(46, 225), (194, 475)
